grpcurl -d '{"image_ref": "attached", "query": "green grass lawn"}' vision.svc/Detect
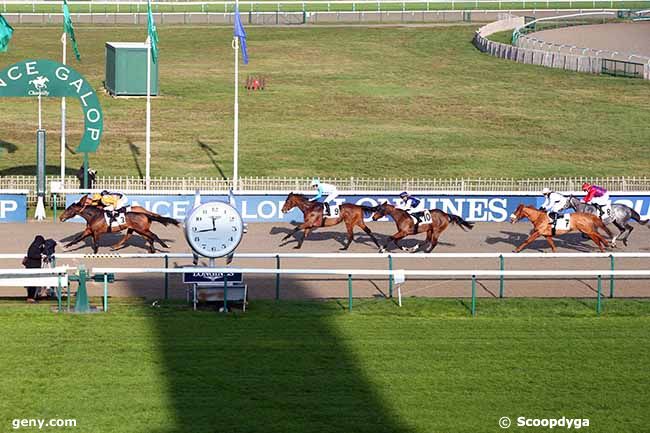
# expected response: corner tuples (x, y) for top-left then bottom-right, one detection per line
(1, 25), (650, 179)
(0, 298), (649, 433)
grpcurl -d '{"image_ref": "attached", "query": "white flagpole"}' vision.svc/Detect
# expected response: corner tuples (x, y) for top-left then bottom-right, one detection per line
(145, 36), (152, 191)
(233, 0), (240, 192)
(61, 32), (67, 184)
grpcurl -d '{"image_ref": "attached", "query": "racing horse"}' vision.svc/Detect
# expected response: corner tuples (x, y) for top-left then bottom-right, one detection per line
(563, 195), (648, 247)
(280, 192), (381, 250)
(510, 204), (611, 252)
(60, 195), (180, 253)
(371, 202), (474, 253)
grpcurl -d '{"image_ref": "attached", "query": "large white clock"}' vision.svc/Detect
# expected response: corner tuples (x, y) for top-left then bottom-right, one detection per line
(184, 201), (244, 258)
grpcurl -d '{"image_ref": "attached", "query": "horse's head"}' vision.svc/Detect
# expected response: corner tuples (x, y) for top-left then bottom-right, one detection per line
(281, 192), (303, 213)
(509, 203), (526, 223)
(60, 195), (88, 222)
(371, 202), (390, 221)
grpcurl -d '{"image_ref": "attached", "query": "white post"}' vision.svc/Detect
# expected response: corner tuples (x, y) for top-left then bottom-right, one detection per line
(233, 12), (240, 192)
(145, 36), (152, 191)
(38, 91), (42, 130)
(61, 32), (67, 184)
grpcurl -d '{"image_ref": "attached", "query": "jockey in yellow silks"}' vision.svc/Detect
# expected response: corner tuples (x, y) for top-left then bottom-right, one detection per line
(91, 190), (128, 226)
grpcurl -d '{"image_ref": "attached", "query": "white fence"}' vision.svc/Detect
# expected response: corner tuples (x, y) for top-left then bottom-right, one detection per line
(2, 175), (650, 205)
(3, 0), (650, 13)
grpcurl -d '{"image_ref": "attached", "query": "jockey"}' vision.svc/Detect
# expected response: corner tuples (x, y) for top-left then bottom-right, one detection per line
(91, 190), (128, 225)
(582, 182), (611, 218)
(309, 178), (338, 216)
(540, 187), (567, 223)
(396, 191), (422, 214)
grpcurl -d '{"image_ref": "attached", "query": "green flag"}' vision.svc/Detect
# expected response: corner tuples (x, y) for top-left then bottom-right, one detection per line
(63, 0), (81, 60)
(0, 14), (13, 53)
(147, 0), (159, 63)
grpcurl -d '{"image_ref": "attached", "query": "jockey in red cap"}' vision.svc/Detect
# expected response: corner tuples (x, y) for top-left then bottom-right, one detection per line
(582, 182), (611, 219)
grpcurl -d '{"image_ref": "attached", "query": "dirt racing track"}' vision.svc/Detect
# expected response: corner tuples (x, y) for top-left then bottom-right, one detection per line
(2, 219), (649, 301)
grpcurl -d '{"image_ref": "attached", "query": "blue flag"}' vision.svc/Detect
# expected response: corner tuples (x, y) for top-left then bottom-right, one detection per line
(234, 8), (248, 64)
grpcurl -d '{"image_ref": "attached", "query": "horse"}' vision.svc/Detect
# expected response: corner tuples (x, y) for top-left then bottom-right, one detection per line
(371, 202), (473, 253)
(280, 192), (380, 250)
(60, 197), (180, 253)
(509, 204), (612, 253)
(563, 195), (648, 247)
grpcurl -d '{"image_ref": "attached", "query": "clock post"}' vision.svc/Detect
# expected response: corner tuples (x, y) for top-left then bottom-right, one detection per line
(184, 197), (245, 312)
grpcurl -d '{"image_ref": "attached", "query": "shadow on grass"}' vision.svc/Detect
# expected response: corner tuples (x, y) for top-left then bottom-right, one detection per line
(140, 276), (416, 433)
(0, 164), (78, 176)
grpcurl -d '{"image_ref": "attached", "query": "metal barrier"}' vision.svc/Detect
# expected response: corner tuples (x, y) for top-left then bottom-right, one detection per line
(92, 265), (650, 315)
(602, 58), (644, 77)
(2, 252), (648, 310)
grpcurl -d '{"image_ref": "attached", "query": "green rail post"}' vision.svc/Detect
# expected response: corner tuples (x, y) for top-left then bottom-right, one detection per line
(499, 254), (504, 298)
(103, 273), (108, 312)
(74, 266), (90, 313)
(53, 194), (57, 222)
(83, 153), (89, 189)
(164, 255), (169, 300)
(56, 273), (62, 312)
(597, 275), (602, 316)
(471, 275), (477, 317)
(348, 274), (353, 312)
(275, 255), (281, 300)
(388, 254), (393, 298)
(223, 273), (228, 313)
(609, 254), (615, 298)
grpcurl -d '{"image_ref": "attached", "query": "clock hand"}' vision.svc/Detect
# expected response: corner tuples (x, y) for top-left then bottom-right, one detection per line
(196, 228), (217, 233)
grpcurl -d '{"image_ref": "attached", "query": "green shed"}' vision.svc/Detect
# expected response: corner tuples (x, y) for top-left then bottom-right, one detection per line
(105, 42), (159, 96)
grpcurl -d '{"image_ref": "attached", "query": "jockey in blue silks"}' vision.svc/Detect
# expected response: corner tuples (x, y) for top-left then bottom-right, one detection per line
(396, 191), (421, 214)
(309, 178), (339, 216)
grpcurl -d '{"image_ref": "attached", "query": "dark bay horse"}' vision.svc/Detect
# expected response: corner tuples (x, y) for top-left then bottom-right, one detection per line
(510, 204), (611, 252)
(563, 195), (648, 247)
(280, 192), (380, 250)
(371, 202), (473, 253)
(60, 197), (179, 253)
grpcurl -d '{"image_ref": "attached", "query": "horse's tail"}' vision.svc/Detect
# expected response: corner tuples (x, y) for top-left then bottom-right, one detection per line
(629, 208), (650, 226)
(447, 213), (474, 231)
(359, 205), (377, 218)
(146, 212), (180, 227)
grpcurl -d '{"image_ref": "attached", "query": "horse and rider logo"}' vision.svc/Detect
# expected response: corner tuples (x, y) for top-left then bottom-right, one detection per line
(28, 76), (49, 95)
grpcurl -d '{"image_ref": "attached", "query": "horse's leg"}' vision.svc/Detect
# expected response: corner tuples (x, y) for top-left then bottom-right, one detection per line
(295, 228), (313, 249)
(65, 227), (92, 248)
(380, 231), (402, 253)
(621, 223), (634, 246)
(91, 232), (101, 254)
(111, 228), (134, 251)
(514, 230), (541, 253)
(544, 236), (557, 253)
(426, 229), (442, 253)
(282, 226), (301, 241)
(611, 221), (625, 248)
(586, 231), (607, 252)
(138, 228), (168, 251)
(340, 221), (355, 251)
(357, 221), (381, 249)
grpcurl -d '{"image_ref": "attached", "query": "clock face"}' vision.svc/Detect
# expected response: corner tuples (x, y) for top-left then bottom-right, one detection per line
(184, 202), (244, 258)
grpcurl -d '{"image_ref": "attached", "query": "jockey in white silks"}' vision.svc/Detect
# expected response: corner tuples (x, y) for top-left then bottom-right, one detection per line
(309, 178), (339, 216)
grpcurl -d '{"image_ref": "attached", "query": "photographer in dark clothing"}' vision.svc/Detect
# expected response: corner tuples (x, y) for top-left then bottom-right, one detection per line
(76, 165), (97, 189)
(23, 235), (45, 303)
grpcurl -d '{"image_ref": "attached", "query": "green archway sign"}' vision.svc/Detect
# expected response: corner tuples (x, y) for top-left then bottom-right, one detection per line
(0, 59), (103, 152)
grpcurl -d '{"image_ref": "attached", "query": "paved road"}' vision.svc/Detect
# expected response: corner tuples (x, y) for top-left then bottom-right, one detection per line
(1, 219), (649, 301)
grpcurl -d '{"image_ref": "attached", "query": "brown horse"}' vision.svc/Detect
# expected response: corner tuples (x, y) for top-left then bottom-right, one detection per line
(371, 202), (474, 253)
(60, 197), (179, 253)
(280, 192), (380, 250)
(509, 204), (612, 252)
